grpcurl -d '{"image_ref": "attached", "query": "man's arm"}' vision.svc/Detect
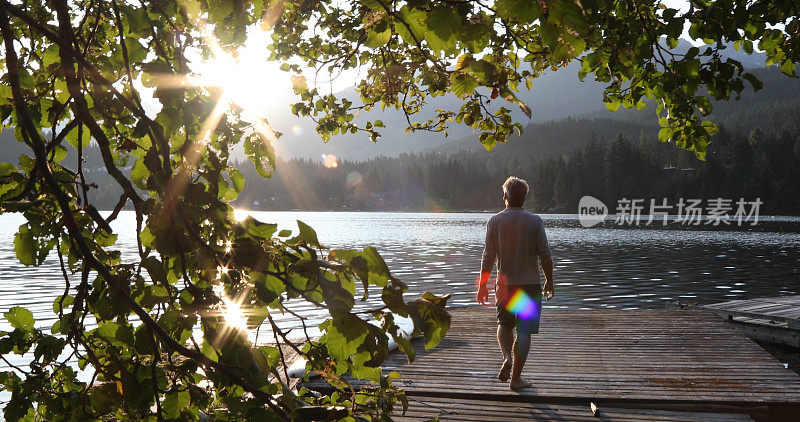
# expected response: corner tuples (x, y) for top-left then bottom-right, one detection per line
(536, 216), (554, 299)
(477, 218), (496, 305)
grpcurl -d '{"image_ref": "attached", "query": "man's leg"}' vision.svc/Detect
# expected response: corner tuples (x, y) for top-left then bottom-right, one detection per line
(509, 329), (531, 389)
(497, 324), (514, 381)
(509, 285), (541, 389)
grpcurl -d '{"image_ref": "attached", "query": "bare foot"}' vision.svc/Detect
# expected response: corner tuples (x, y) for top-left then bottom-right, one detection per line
(509, 377), (531, 390)
(498, 360), (512, 382)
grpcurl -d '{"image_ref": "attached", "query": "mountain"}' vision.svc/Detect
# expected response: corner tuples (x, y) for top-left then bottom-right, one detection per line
(0, 129), (27, 165)
(264, 61), (609, 160)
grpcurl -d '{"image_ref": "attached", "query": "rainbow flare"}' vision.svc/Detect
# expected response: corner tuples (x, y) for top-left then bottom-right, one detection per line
(505, 288), (540, 321)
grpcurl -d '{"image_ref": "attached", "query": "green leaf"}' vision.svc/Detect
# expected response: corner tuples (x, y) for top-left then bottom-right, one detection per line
(420, 291), (450, 308)
(51, 145), (68, 163)
(780, 59), (796, 77)
(359, 323), (389, 368)
(320, 277), (356, 312)
(382, 284), (408, 317)
(467, 59), (502, 85)
(361, 246), (392, 286)
(495, 0), (540, 23)
(42, 44), (60, 69)
(13, 225), (36, 266)
(34, 335), (65, 364)
(365, 27), (391, 49)
(130, 157), (149, 190)
(290, 220), (321, 247)
(90, 383), (123, 414)
(228, 167), (245, 193)
(425, 7), (461, 53)
(407, 292), (451, 350)
(4, 307), (34, 332)
(162, 391), (191, 419)
(243, 217), (278, 239)
(658, 127), (674, 143)
(605, 97), (621, 112)
(95, 321), (135, 346)
(549, 0), (587, 34)
(450, 73), (479, 98)
(389, 327), (414, 363)
(141, 256), (168, 284)
(701, 120), (719, 137)
(742, 72), (763, 91)
(53, 295), (74, 313)
(243, 131), (276, 178)
(321, 314), (368, 361)
(479, 132), (498, 151)
(253, 345), (280, 371)
(3, 393), (33, 422)
(395, 6), (427, 45)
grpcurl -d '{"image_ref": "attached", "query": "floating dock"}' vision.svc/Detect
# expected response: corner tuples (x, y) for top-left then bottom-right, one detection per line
(698, 295), (800, 348)
(304, 307), (800, 420)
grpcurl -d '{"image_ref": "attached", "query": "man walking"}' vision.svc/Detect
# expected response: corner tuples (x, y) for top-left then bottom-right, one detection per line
(477, 176), (554, 390)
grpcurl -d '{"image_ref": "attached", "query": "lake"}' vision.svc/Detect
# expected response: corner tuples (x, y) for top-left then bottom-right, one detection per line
(1, 211), (799, 333)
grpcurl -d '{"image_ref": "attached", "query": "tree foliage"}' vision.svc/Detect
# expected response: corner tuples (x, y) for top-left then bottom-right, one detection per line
(272, 0), (799, 158)
(0, 0), (451, 420)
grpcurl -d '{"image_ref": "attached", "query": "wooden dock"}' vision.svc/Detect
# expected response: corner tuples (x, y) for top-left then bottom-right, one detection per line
(304, 307), (800, 420)
(698, 295), (800, 348)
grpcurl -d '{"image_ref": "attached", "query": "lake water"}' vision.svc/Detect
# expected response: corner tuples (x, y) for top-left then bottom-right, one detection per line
(0, 211), (799, 395)
(1, 211), (799, 333)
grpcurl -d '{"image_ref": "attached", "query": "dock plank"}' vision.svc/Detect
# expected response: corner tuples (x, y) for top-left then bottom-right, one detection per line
(700, 295), (800, 329)
(396, 397), (756, 421)
(303, 307), (800, 419)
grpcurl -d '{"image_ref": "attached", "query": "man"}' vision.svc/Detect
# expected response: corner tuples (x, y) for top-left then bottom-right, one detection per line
(477, 176), (554, 390)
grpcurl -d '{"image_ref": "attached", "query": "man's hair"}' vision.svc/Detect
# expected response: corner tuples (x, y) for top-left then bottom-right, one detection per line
(502, 176), (529, 207)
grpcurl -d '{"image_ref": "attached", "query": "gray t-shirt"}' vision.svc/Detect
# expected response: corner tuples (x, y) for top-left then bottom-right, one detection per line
(481, 207), (551, 286)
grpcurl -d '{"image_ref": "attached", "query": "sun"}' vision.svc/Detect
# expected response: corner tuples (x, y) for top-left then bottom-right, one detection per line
(221, 294), (249, 331)
(190, 27), (295, 122)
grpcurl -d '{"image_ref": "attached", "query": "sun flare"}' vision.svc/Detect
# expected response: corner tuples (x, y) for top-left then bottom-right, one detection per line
(190, 28), (294, 122)
(221, 295), (249, 331)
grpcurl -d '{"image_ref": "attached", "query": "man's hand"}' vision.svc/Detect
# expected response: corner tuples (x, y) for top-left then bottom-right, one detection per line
(477, 270), (491, 305)
(543, 281), (554, 300)
(477, 283), (489, 305)
(541, 258), (554, 300)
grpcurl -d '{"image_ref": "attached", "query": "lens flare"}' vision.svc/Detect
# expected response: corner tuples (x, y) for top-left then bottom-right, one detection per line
(346, 171), (363, 188)
(505, 288), (540, 321)
(322, 154), (339, 169)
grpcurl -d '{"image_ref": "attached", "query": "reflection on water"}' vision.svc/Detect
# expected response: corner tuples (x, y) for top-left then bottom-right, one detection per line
(1, 211), (799, 332)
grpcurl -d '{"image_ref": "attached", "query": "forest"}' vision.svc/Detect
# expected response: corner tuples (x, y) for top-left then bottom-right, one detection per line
(227, 118), (800, 215)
